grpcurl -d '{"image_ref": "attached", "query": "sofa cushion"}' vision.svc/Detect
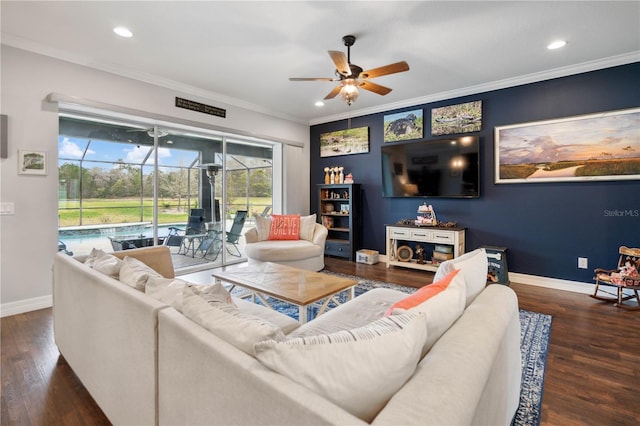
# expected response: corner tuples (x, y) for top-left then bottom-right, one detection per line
(254, 214), (272, 241)
(145, 276), (208, 312)
(287, 287), (407, 338)
(386, 269), (466, 355)
(245, 239), (323, 262)
(255, 312), (427, 423)
(299, 214), (317, 241)
(84, 248), (108, 267)
(268, 214), (300, 240)
(182, 285), (285, 356)
(90, 252), (123, 279)
(119, 256), (163, 291)
(434, 248), (488, 307)
(234, 297), (301, 335)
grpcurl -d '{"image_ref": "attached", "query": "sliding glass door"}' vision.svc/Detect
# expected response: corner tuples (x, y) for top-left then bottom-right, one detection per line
(58, 114), (276, 272)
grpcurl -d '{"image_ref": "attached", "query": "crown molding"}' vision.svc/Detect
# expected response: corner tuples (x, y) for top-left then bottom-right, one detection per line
(1, 35), (307, 125)
(3, 34), (638, 127)
(310, 51), (640, 125)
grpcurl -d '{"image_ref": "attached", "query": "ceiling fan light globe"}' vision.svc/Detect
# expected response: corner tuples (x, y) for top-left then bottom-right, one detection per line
(339, 81), (359, 105)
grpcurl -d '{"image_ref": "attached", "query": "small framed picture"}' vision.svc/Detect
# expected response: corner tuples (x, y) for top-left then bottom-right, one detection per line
(340, 204), (349, 214)
(18, 149), (47, 175)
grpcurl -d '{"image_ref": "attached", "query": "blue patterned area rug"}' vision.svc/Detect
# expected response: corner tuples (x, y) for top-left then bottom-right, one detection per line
(232, 272), (552, 426)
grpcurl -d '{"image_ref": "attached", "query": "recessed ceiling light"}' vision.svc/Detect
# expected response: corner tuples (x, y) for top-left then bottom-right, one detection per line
(113, 26), (133, 38)
(315, 101), (325, 107)
(547, 40), (566, 50)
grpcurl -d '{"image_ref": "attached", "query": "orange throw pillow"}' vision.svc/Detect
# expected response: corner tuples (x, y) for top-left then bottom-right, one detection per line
(268, 214), (301, 240)
(385, 269), (461, 315)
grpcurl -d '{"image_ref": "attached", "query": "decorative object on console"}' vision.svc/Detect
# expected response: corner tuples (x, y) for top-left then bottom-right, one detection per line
(397, 245), (414, 262)
(324, 167), (330, 184)
(416, 203), (437, 226)
(432, 244), (454, 265)
(344, 173), (354, 183)
(415, 244), (425, 264)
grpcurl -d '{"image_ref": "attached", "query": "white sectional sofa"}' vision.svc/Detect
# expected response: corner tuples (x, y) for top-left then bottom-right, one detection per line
(53, 246), (522, 426)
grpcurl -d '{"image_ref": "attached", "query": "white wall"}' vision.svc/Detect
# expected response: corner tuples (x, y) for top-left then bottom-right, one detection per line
(0, 46), (310, 314)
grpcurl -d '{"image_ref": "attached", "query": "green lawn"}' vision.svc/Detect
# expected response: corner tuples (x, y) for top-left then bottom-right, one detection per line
(59, 197), (272, 227)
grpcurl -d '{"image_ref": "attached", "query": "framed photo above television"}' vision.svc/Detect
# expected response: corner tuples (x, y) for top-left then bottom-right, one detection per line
(384, 109), (423, 143)
(431, 100), (482, 136)
(381, 136), (480, 198)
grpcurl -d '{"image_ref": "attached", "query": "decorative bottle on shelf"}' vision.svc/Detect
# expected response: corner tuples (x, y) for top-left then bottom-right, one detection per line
(330, 168), (335, 184)
(324, 167), (330, 184)
(338, 167), (344, 184)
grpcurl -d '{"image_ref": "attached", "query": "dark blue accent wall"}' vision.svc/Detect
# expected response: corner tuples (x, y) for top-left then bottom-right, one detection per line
(310, 63), (640, 284)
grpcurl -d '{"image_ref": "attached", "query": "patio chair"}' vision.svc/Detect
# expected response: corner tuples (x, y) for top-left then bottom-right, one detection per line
(109, 237), (137, 251)
(591, 246), (640, 310)
(164, 210), (206, 256)
(202, 210), (248, 259)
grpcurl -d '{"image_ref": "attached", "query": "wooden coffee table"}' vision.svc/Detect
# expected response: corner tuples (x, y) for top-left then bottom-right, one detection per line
(212, 262), (357, 323)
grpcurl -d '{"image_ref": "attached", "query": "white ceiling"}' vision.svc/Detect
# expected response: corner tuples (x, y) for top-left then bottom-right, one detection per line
(2, 1), (639, 125)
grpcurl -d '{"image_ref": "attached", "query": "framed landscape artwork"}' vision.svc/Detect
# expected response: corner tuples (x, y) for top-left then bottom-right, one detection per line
(18, 149), (47, 175)
(384, 109), (423, 142)
(320, 127), (369, 158)
(495, 107), (640, 183)
(431, 100), (482, 136)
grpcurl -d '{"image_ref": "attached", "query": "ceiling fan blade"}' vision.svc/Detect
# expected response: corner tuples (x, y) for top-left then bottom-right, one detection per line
(359, 61), (409, 79)
(289, 77), (337, 81)
(324, 85), (343, 100)
(358, 80), (392, 96)
(328, 50), (351, 76)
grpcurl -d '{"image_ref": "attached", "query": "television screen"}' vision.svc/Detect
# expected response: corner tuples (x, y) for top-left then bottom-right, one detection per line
(381, 136), (480, 198)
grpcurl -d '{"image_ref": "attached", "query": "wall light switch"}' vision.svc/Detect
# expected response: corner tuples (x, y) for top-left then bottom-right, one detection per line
(578, 257), (588, 269)
(0, 202), (15, 215)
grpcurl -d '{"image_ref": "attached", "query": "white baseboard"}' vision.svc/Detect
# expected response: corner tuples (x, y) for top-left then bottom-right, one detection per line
(1, 295), (52, 318)
(378, 254), (595, 294)
(508, 272), (593, 294)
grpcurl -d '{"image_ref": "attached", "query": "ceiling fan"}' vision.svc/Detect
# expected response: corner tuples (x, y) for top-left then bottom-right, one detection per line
(289, 35), (409, 105)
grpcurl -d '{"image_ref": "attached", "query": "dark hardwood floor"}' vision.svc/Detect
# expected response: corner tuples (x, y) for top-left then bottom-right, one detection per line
(1, 257), (639, 425)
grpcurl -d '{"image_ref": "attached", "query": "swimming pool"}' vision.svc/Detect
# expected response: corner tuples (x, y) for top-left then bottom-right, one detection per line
(59, 223), (179, 255)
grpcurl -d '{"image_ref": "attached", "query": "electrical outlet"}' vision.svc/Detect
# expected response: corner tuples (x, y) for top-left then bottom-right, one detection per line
(578, 257), (588, 269)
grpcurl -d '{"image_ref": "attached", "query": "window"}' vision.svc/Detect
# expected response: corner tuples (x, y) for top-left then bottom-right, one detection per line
(58, 114), (277, 270)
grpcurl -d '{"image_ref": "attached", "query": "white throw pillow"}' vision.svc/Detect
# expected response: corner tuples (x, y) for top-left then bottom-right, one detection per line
(182, 285), (285, 356)
(434, 248), (488, 307)
(254, 214), (272, 241)
(388, 269), (466, 355)
(119, 256), (163, 291)
(90, 253), (123, 279)
(254, 312), (427, 422)
(145, 276), (211, 312)
(299, 214), (317, 241)
(84, 248), (108, 267)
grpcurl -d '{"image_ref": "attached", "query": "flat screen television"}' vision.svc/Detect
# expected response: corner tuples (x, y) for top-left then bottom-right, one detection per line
(381, 135), (480, 198)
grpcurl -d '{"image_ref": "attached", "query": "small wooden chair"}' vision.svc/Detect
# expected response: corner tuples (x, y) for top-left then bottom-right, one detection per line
(591, 246), (640, 310)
